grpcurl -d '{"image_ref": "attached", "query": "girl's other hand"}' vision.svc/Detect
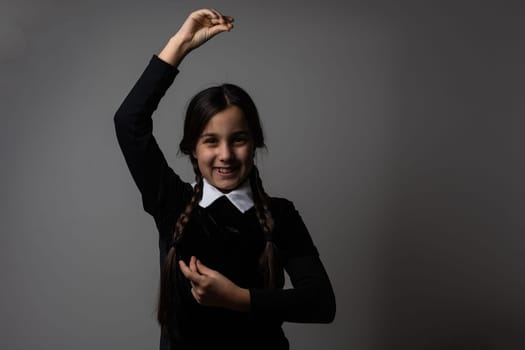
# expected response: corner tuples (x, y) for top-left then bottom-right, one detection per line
(179, 256), (250, 312)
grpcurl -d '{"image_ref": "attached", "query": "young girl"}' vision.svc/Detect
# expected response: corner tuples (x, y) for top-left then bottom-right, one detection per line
(114, 9), (335, 350)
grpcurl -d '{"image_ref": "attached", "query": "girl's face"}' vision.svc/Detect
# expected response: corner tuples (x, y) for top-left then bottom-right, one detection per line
(193, 105), (255, 192)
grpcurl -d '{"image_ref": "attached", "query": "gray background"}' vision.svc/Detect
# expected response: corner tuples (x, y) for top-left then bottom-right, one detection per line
(2, 0), (525, 349)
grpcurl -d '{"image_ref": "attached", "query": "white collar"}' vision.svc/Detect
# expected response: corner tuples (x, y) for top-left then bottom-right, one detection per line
(198, 177), (254, 213)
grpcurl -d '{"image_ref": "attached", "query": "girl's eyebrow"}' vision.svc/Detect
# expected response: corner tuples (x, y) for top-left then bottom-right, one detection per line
(200, 130), (250, 138)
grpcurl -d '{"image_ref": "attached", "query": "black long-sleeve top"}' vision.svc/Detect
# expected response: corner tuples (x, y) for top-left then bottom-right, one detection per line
(114, 55), (336, 350)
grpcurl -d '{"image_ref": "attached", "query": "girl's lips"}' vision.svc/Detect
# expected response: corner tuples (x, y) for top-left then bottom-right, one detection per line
(214, 166), (239, 177)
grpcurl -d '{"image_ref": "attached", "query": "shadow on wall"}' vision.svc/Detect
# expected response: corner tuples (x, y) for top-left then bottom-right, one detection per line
(372, 6), (525, 350)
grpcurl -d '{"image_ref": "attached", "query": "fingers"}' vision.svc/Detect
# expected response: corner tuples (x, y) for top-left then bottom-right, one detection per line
(206, 24), (233, 43)
(209, 8), (234, 24)
(185, 257), (213, 276)
(180, 256), (207, 304)
(180, 257), (234, 308)
(190, 287), (201, 303)
(189, 256), (198, 273)
(180, 256), (211, 280)
(209, 8), (222, 20)
(179, 259), (201, 283)
(191, 8), (233, 25)
(208, 24), (233, 38)
(204, 8), (234, 29)
(188, 256), (199, 289)
(190, 8), (218, 20)
(207, 11), (234, 37)
(178, 259), (190, 277)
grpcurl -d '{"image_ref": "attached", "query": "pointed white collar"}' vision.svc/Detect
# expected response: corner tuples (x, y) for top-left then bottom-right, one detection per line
(198, 177), (254, 213)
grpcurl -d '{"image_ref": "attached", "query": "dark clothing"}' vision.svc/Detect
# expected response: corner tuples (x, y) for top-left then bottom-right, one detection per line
(114, 55), (336, 350)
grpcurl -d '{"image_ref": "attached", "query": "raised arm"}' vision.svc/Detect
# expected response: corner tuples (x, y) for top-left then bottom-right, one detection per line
(113, 9), (233, 216)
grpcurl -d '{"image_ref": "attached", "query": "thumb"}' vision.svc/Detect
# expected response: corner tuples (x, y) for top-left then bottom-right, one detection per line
(207, 23), (234, 39)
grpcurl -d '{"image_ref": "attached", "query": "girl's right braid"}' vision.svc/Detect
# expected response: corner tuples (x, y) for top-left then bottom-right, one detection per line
(173, 158), (203, 241)
(158, 158), (203, 328)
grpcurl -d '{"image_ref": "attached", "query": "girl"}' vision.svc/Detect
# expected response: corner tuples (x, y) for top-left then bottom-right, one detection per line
(114, 9), (335, 350)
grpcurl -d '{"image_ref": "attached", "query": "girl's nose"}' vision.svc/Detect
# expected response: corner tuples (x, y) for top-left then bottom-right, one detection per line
(218, 143), (234, 162)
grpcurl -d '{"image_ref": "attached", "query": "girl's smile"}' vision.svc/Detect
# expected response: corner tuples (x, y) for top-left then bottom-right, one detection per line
(215, 166), (238, 175)
(193, 105), (254, 192)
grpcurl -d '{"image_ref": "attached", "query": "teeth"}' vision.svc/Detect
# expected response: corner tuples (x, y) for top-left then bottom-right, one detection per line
(218, 168), (234, 174)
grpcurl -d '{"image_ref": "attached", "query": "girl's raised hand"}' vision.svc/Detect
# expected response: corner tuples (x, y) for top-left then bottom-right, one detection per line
(179, 256), (249, 312)
(176, 9), (233, 52)
(159, 9), (233, 66)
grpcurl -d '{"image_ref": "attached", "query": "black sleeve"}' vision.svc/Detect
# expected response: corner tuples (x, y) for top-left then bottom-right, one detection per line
(114, 55), (192, 217)
(249, 200), (336, 323)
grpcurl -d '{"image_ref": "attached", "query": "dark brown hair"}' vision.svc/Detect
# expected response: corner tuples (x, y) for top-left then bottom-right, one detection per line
(157, 84), (279, 329)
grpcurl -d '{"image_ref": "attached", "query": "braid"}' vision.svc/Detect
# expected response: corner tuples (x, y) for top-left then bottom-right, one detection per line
(157, 157), (203, 329)
(174, 158), (204, 238)
(250, 166), (281, 289)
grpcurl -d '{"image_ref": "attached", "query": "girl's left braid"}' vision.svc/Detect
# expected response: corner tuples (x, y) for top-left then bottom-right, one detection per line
(250, 166), (281, 288)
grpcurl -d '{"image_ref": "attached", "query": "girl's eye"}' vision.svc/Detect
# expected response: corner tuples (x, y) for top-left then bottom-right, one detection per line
(233, 136), (248, 144)
(203, 138), (217, 144)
